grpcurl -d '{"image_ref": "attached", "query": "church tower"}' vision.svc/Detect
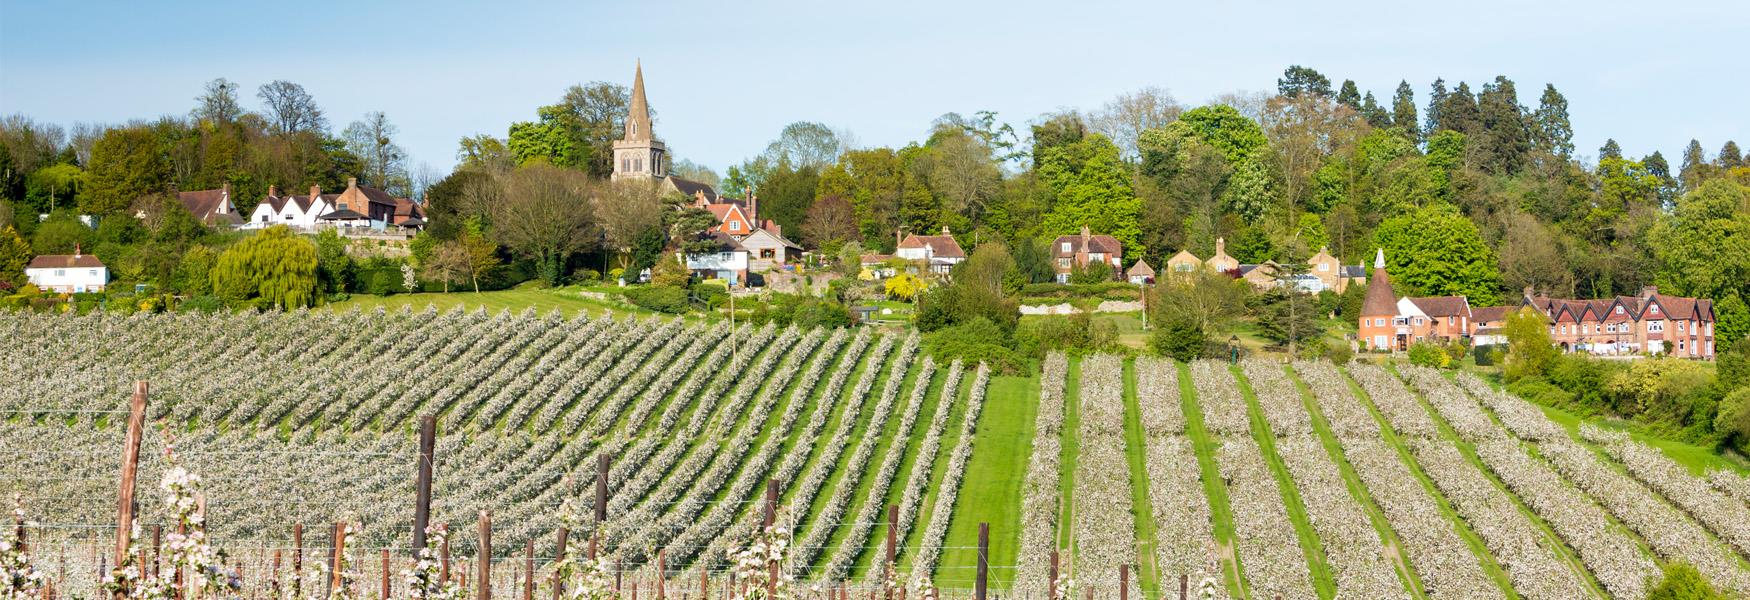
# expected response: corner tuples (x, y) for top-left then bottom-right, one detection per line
(612, 60), (667, 182)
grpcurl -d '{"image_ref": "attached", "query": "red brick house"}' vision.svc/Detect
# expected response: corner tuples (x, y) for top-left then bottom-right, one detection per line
(1051, 226), (1123, 283)
(1521, 286), (1716, 358)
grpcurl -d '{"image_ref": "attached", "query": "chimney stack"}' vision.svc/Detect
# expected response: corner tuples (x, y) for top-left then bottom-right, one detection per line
(310, 184), (322, 200)
(74, 243), (81, 258)
(1640, 285), (1658, 300)
(347, 177), (358, 189)
(269, 185), (279, 198)
(1216, 237), (1226, 257)
(219, 181), (231, 213)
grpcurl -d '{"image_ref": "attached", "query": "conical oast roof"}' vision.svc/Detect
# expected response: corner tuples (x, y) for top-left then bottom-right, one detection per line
(1360, 248), (1397, 317)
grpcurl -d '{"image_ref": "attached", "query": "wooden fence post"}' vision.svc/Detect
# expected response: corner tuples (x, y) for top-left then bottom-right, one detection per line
(380, 549), (390, 600)
(292, 524), (304, 598)
(111, 381), (147, 599)
(477, 511), (492, 600)
(656, 549), (666, 599)
(441, 534), (452, 583)
(975, 523), (988, 600)
(270, 550), (282, 599)
(1119, 565), (1128, 600)
(413, 415), (437, 557)
(700, 565), (708, 599)
(885, 505), (897, 600)
(1048, 549), (1058, 599)
(151, 526), (162, 578)
(1178, 574), (1187, 600)
(764, 480), (778, 599)
(552, 527), (568, 600)
(523, 540), (534, 600)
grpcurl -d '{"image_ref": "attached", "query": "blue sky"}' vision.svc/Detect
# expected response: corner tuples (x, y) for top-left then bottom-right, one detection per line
(3, 0), (1745, 175)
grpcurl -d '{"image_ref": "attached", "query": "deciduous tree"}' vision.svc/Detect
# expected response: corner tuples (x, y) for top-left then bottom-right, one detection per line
(1373, 204), (1503, 304)
(257, 80), (327, 135)
(210, 225), (318, 308)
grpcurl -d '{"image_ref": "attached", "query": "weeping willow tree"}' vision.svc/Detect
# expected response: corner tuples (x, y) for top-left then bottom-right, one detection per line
(211, 225), (318, 308)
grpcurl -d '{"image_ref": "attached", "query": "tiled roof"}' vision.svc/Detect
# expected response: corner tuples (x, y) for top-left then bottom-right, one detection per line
(1470, 306), (1512, 324)
(668, 176), (718, 200)
(177, 188), (243, 225)
(1360, 266), (1396, 317)
(1410, 296), (1471, 317)
(28, 254), (105, 269)
(898, 234), (965, 258)
(1053, 232), (1123, 257)
(1126, 260), (1154, 276)
(319, 209), (368, 220)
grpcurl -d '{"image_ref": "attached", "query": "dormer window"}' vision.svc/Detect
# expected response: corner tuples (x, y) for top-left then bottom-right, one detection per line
(1061, 242), (1071, 253)
(1615, 306), (1624, 314)
(729, 221), (741, 232)
(1649, 305), (1659, 315)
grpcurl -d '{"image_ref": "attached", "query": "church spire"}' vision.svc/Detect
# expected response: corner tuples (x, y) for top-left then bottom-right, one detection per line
(625, 59), (653, 142)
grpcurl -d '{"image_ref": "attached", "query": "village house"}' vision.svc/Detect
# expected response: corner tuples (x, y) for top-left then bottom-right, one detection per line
(1125, 260), (1154, 285)
(1520, 286), (1716, 358)
(315, 178), (423, 230)
(1469, 305), (1514, 347)
(1051, 226), (1123, 283)
(1159, 240), (1365, 292)
(247, 184), (335, 229)
(172, 183), (244, 227)
(1361, 252), (1717, 359)
(895, 227), (966, 275)
(26, 245), (107, 293)
(682, 231), (750, 287)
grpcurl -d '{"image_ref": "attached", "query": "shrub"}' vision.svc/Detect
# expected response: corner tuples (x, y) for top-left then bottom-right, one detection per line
(1506, 377), (1577, 411)
(1645, 562), (1727, 600)
(1407, 341), (1451, 368)
(1150, 319), (1207, 363)
(1326, 341), (1353, 365)
(924, 317), (1026, 374)
(1017, 311), (1118, 357)
(1472, 343), (1502, 366)
(622, 285), (689, 314)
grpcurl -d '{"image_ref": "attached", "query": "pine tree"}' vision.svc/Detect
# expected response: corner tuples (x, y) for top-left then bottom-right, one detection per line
(1680, 139), (1709, 190)
(1531, 84), (1574, 158)
(1438, 82), (1482, 135)
(1360, 92), (1391, 128)
(1477, 76), (1530, 174)
(1599, 139), (1622, 161)
(1425, 78), (1448, 135)
(1277, 65), (1333, 98)
(1336, 80), (1362, 110)
(1719, 141), (1744, 169)
(1391, 81), (1419, 142)
(1644, 151), (1677, 206)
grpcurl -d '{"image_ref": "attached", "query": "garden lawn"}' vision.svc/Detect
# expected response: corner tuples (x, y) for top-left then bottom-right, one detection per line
(931, 373), (1039, 589)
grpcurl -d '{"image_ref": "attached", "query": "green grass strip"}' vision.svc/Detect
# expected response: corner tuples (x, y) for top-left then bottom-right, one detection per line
(1283, 364), (1426, 598)
(1229, 364), (1336, 599)
(1058, 357), (1083, 553)
(1176, 361), (1246, 598)
(1338, 366), (1520, 598)
(1121, 359), (1162, 598)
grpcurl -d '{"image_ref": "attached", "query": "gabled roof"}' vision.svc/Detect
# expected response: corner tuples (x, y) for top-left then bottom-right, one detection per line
(706, 203), (749, 223)
(27, 254), (105, 269)
(694, 230), (747, 253)
(1126, 260), (1155, 276)
(1409, 296), (1471, 317)
(1470, 306), (1512, 324)
(667, 176), (717, 201)
(1052, 231), (1123, 256)
(176, 188), (243, 225)
(741, 227), (803, 250)
(898, 233), (965, 258)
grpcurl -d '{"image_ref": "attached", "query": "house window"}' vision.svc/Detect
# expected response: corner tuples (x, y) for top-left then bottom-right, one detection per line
(1649, 320), (1664, 332)
(1061, 242), (1071, 253)
(729, 221), (740, 231)
(1415, 317), (1425, 326)
(1175, 263), (1193, 272)
(54, 269), (65, 276)
(1058, 258), (1071, 268)
(1448, 316), (1455, 325)
(1649, 305), (1659, 315)
(1615, 306), (1624, 314)
(1679, 340), (1685, 351)
(1318, 263), (1329, 271)
(1582, 324), (1590, 334)
(1376, 318), (1385, 327)
(260, 215), (269, 223)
